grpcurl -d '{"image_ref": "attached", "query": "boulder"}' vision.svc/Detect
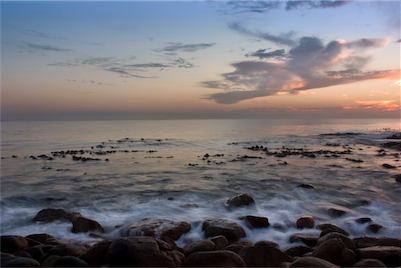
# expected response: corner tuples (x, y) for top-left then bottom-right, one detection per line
(0, 236), (29, 253)
(289, 256), (340, 267)
(254, 240), (279, 248)
(355, 217), (372, 224)
(53, 256), (89, 267)
(78, 240), (112, 267)
(1, 256), (40, 267)
(238, 215), (269, 229)
(289, 233), (320, 247)
(316, 223), (349, 237)
(296, 216), (315, 229)
(222, 241), (253, 253)
(358, 246), (401, 267)
(367, 223), (384, 234)
(202, 218), (246, 243)
(284, 245), (313, 257)
(394, 174), (401, 183)
(353, 236), (401, 248)
(352, 259), (387, 267)
(45, 243), (88, 257)
(317, 232), (356, 250)
(13, 251), (32, 259)
(71, 217), (104, 233)
(183, 250), (246, 267)
(183, 240), (216, 255)
(238, 246), (293, 267)
(226, 193), (255, 209)
(41, 255), (61, 267)
(311, 238), (356, 266)
(25, 234), (54, 244)
(120, 218), (191, 240)
(33, 208), (81, 223)
(21, 247), (44, 261)
(327, 207), (349, 217)
(210, 235), (228, 249)
(105, 236), (184, 267)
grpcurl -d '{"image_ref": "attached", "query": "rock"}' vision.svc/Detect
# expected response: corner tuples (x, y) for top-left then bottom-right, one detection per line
(353, 236), (401, 248)
(1, 257), (41, 267)
(289, 233), (320, 247)
(45, 243), (88, 257)
(0, 236), (29, 253)
(289, 256), (340, 267)
(226, 193), (255, 209)
(202, 218), (246, 243)
(105, 236), (184, 267)
(13, 251), (33, 259)
(78, 240), (112, 267)
(222, 241), (253, 253)
(238, 215), (269, 229)
(33, 208), (81, 223)
(297, 183), (316, 189)
(210, 235), (228, 249)
(183, 240), (216, 255)
(382, 163), (396, 169)
(53, 256), (89, 267)
(359, 246), (401, 267)
(159, 236), (182, 252)
(254, 240), (279, 248)
(25, 238), (42, 247)
(284, 245), (313, 257)
(355, 217), (372, 224)
(71, 217), (104, 233)
(367, 223), (384, 234)
(183, 250), (246, 267)
(120, 218), (191, 240)
(0, 253), (15, 258)
(311, 238), (356, 266)
(352, 259), (387, 267)
(316, 223), (349, 236)
(25, 234), (54, 244)
(394, 174), (401, 182)
(317, 232), (356, 250)
(21, 247), (44, 261)
(272, 223), (288, 232)
(41, 255), (61, 267)
(238, 246), (293, 267)
(296, 216), (315, 229)
(327, 207), (349, 217)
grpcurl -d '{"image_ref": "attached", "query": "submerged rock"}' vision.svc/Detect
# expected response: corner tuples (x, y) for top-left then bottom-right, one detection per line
(297, 183), (317, 189)
(202, 218), (246, 243)
(316, 223), (349, 237)
(289, 233), (320, 247)
(226, 193), (255, 209)
(353, 236), (401, 248)
(327, 207), (350, 218)
(33, 208), (81, 223)
(71, 217), (104, 233)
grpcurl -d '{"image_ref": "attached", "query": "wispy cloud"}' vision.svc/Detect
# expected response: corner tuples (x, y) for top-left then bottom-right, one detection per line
(245, 49), (286, 59)
(19, 43), (72, 53)
(65, 79), (113, 86)
(155, 42), (215, 53)
(285, 1), (351, 11)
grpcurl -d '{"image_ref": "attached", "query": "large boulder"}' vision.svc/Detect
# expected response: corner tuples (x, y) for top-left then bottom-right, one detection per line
(284, 245), (313, 257)
(21, 247), (44, 262)
(254, 241), (279, 248)
(296, 216), (315, 229)
(25, 233), (54, 244)
(183, 250), (246, 267)
(45, 243), (88, 257)
(1, 256), (40, 267)
(316, 223), (349, 237)
(78, 240), (113, 267)
(289, 256), (340, 267)
(238, 246), (293, 267)
(105, 236), (184, 267)
(358, 246), (401, 267)
(0, 236), (29, 253)
(317, 232), (356, 250)
(53, 256), (89, 267)
(226, 193), (255, 209)
(289, 233), (319, 247)
(238, 215), (269, 229)
(222, 241), (253, 253)
(33, 208), (81, 223)
(120, 218), (191, 240)
(311, 238), (355, 266)
(353, 236), (401, 248)
(202, 218), (246, 243)
(352, 259), (387, 267)
(71, 217), (104, 233)
(183, 240), (216, 256)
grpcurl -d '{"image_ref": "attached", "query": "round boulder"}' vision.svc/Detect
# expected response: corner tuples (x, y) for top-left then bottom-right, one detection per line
(0, 236), (29, 253)
(71, 217), (104, 233)
(311, 238), (356, 266)
(238, 215), (269, 229)
(202, 218), (246, 243)
(226, 193), (255, 209)
(183, 240), (216, 256)
(238, 246), (293, 267)
(183, 250), (246, 267)
(33, 208), (81, 223)
(289, 256), (339, 267)
(296, 216), (315, 229)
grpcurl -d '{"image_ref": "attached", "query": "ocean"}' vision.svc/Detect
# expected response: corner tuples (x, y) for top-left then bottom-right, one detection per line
(1, 119), (400, 248)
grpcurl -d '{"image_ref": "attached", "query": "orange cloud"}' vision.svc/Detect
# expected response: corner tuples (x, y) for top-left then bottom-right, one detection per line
(344, 100), (400, 111)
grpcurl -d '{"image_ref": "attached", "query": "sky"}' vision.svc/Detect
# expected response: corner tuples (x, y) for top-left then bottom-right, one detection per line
(1, 0), (400, 121)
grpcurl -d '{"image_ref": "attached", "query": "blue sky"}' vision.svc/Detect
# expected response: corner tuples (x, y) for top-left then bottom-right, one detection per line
(1, 0), (400, 120)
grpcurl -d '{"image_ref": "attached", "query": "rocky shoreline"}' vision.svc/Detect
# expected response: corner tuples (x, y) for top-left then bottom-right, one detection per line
(2, 193), (401, 267)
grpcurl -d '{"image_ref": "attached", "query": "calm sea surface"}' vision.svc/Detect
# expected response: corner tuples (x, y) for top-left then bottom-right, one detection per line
(1, 119), (400, 248)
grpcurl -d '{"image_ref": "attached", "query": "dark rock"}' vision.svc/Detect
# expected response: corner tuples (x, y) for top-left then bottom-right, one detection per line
(316, 223), (349, 236)
(226, 193), (255, 209)
(120, 218), (191, 240)
(367, 223), (384, 234)
(25, 238), (42, 247)
(159, 236), (182, 252)
(297, 183), (316, 189)
(0, 236), (29, 253)
(352, 259), (387, 267)
(1, 257), (40, 267)
(78, 240), (112, 267)
(183, 250), (246, 267)
(41, 255), (61, 267)
(289, 233), (320, 247)
(167, 196), (174, 200)
(272, 223), (288, 232)
(32, 208), (81, 223)
(25, 234), (54, 244)
(71, 217), (104, 233)
(210, 235), (228, 249)
(202, 218), (246, 243)
(311, 238), (356, 266)
(353, 236), (401, 248)
(394, 174), (401, 182)
(0, 253), (15, 258)
(238, 246), (292, 267)
(289, 256), (340, 267)
(284, 245), (313, 257)
(21, 247), (44, 261)
(238, 215), (269, 229)
(222, 241), (253, 253)
(45, 243), (88, 257)
(183, 240), (216, 255)
(13, 251), (33, 259)
(53, 256), (89, 267)
(358, 246), (401, 267)
(327, 207), (349, 217)
(382, 163), (396, 169)
(317, 232), (356, 250)
(355, 217), (372, 224)
(296, 215), (315, 229)
(254, 240), (279, 248)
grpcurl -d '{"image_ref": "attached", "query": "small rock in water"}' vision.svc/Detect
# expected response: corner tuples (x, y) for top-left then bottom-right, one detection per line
(202, 218), (246, 243)
(355, 217), (372, 224)
(367, 223), (384, 234)
(33, 208), (81, 223)
(296, 215), (315, 229)
(226, 193), (255, 209)
(238, 215), (269, 229)
(297, 183), (317, 189)
(71, 217), (104, 233)
(382, 163), (396, 169)
(327, 207), (349, 218)
(393, 174), (401, 183)
(317, 223), (349, 237)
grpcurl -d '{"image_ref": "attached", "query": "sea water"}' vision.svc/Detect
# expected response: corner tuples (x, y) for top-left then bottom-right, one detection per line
(1, 119), (400, 248)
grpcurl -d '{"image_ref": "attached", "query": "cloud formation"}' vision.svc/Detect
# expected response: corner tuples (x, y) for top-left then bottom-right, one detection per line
(19, 43), (72, 53)
(203, 35), (398, 104)
(246, 49), (286, 59)
(156, 42), (215, 52)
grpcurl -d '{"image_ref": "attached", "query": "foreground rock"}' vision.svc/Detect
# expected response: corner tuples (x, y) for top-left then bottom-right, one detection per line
(358, 246), (401, 267)
(238, 215), (269, 229)
(238, 246), (293, 267)
(202, 218), (246, 243)
(352, 259), (387, 267)
(353, 236), (401, 248)
(183, 240), (216, 255)
(71, 217), (104, 233)
(33, 208), (81, 223)
(289, 233), (319, 247)
(226, 193), (255, 209)
(311, 238), (355, 266)
(120, 218), (191, 240)
(183, 250), (246, 267)
(316, 223), (349, 237)
(0, 236), (29, 253)
(289, 256), (340, 267)
(316, 232), (356, 250)
(1, 256), (41, 267)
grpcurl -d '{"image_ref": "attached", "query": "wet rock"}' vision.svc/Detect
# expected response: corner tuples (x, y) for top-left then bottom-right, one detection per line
(222, 241), (253, 253)
(71, 217), (104, 233)
(316, 223), (349, 237)
(272, 223), (288, 232)
(0, 253), (15, 258)
(13, 251), (32, 259)
(226, 193), (255, 209)
(317, 232), (356, 250)
(284, 245), (313, 257)
(202, 218), (246, 243)
(120, 218), (191, 240)
(45, 243), (88, 257)
(1, 256), (40, 267)
(167, 196), (174, 200)
(382, 163), (396, 169)
(358, 246), (401, 267)
(311, 238), (356, 266)
(289, 256), (340, 267)
(25, 238), (42, 247)
(352, 259), (387, 267)
(289, 233), (320, 247)
(238, 246), (292, 267)
(296, 215), (315, 229)
(210, 235), (228, 249)
(53, 256), (89, 267)
(393, 174), (401, 182)
(238, 215), (269, 229)
(353, 236), (401, 248)
(0, 236), (29, 253)
(105, 236), (184, 267)
(159, 236), (182, 252)
(297, 183), (317, 189)
(183, 240), (216, 255)
(78, 240), (112, 267)
(367, 223), (384, 234)
(183, 250), (246, 267)
(41, 255), (61, 267)
(327, 207), (349, 217)
(355, 217), (372, 224)
(21, 247), (44, 261)
(254, 240), (279, 248)
(32, 208), (81, 223)
(25, 234), (54, 245)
